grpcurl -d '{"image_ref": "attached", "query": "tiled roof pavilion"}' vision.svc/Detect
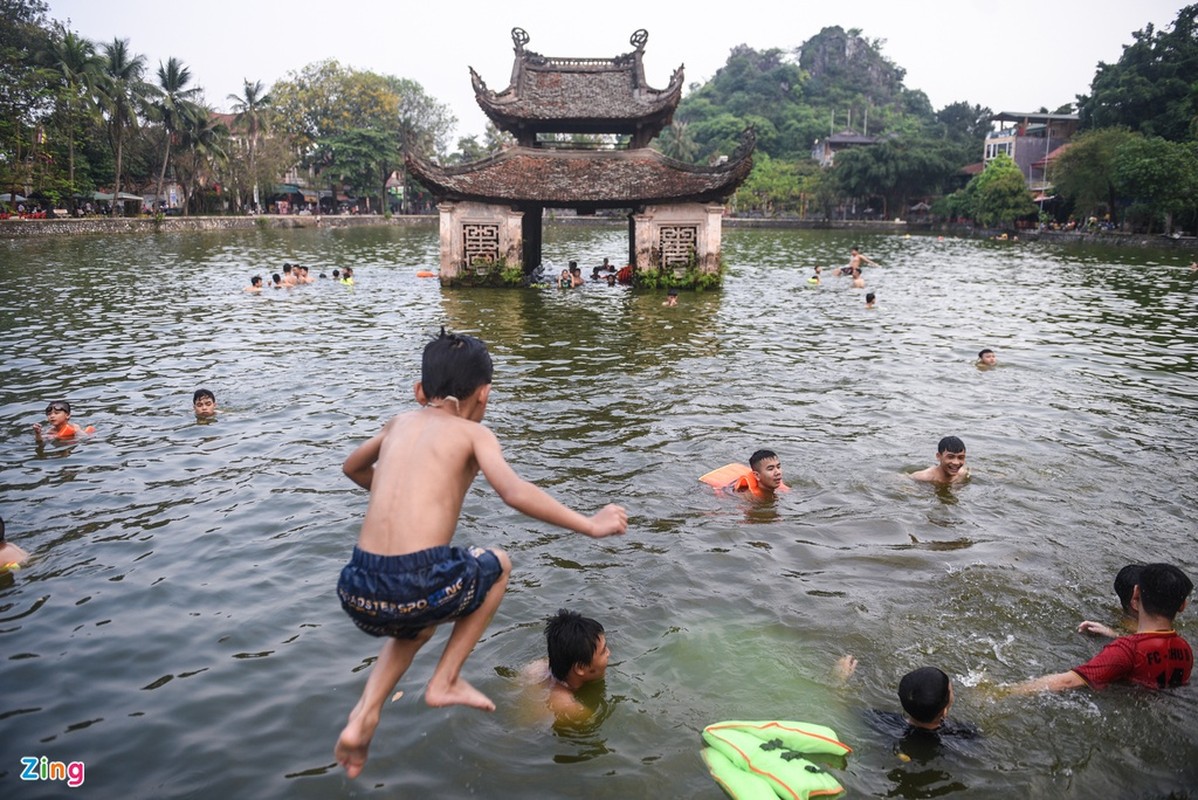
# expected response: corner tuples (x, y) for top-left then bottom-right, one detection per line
(471, 27), (683, 145)
(408, 28), (754, 210)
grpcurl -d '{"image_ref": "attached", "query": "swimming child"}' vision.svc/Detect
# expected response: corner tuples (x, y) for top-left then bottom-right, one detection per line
(558, 269), (572, 289)
(244, 275), (263, 292)
(909, 436), (969, 484)
(851, 267), (865, 289)
(835, 658), (979, 761)
(730, 449), (789, 500)
(333, 268), (341, 280)
(1078, 564), (1144, 639)
(33, 400), (90, 442)
(0, 516), (30, 570)
(976, 349), (997, 368)
(1009, 563), (1192, 693)
(523, 609), (611, 723)
(808, 266), (821, 285)
(340, 267), (355, 286)
(865, 292), (876, 309)
(192, 388), (217, 419)
(663, 288), (678, 307)
(271, 273), (284, 289)
(333, 329), (627, 779)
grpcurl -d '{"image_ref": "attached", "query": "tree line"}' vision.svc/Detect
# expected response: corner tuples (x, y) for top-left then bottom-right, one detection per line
(4, 0), (1196, 231)
(0, 0), (455, 216)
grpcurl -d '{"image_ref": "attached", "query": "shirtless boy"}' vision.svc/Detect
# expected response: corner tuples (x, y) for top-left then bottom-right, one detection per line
(977, 349), (997, 368)
(0, 516), (30, 569)
(525, 609), (611, 722)
(839, 247), (877, 276)
(333, 329), (627, 778)
(1010, 563), (1192, 693)
(909, 436), (969, 484)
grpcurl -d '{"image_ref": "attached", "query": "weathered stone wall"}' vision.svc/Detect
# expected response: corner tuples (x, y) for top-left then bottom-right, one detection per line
(0, 214), (434, 239)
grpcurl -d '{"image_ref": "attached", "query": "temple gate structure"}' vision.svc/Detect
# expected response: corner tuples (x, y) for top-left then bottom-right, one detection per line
(405, 28), (755, 287)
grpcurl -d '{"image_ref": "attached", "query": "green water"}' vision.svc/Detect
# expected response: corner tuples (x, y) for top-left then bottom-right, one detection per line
(1, 224), (1196, 798)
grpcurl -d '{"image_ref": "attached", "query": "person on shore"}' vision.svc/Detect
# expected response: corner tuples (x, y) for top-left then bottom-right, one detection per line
(244, 275), (263, 293)
(33, 400), (91, 442)
(909, 436), (969, 484)
(1009, 563), (1192, 693)
(333, 329), (627, 779)
(523, 609), (611, 723)
(192, 389), (217, 419)
(0, 516), (30, 570)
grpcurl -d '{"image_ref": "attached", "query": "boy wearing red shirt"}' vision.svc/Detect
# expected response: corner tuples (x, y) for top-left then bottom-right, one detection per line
(1011, 563), (1192, 693)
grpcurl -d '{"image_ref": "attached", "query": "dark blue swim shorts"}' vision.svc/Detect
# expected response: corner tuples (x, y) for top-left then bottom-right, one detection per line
(338, 545), (503, 639)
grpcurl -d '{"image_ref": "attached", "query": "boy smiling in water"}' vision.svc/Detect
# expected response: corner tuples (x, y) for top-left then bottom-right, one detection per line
(333, 329), (627, 778)
(32, 400), (89, 441)
(909, 436), (969, 484)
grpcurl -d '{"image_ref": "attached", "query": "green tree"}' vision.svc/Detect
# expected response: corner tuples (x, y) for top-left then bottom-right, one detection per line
(227, 79), (272, 210)
(97, 37), (147, 214)
(41, 25), (102, 207)
(174, 108), (228, 215)
(655, 120), (699, 162)
(150, 56), (201, 211)
(1079, 5), (1198, 141)
(833, 137), (957, 218)
(1049, 127), (1137, 221)
(0, 0), (52, 199)
(966, 153), (1036, 228)
(1111, 136), (1198, 233)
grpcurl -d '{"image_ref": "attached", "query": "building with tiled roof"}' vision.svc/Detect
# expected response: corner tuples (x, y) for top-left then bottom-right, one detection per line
(406, 28), (754, 285)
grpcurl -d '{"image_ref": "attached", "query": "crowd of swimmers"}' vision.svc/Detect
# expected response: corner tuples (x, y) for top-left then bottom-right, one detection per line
(12, 272), (1191, 788)
(243, 263), (355, 292)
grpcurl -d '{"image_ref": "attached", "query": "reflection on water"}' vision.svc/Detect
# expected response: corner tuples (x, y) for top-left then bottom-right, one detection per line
(1, 225), (1196, 797)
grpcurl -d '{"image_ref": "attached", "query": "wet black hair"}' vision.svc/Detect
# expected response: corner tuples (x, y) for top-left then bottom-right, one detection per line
(251, 275), (262, 286)
(193, 388), (215, 405)
(545, 609), (605, 681)
(283, 263), (292, 273)
(421, 328), (493, 401)
(937, 436), (965, 454)
(978, 349), (994, 360)
(1114, 564), (1145, 613)
(866, 292), (876, 303)
(272, 273), (281, 284)
(749, 449), (777, 470)
(1138, 563), (1193, 619)
(332, 269), (340, 278)
(45, 400), (71, 416)
(899, 667), (950, 725)
(668, 288), (679, 296)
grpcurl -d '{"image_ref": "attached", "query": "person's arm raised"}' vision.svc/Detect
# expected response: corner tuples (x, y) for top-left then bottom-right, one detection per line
(473, 426), (627, 538)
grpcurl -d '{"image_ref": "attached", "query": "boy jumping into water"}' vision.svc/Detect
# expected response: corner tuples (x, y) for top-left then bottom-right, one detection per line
(333, 329), (627, 778)
(909, 436), (969, 484)
(1010, 563), (1192, 693)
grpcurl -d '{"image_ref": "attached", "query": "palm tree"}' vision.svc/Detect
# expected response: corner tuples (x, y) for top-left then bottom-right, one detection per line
(227, 79), (271, 211)
(176, 110), (229, 215)
(151, 57), (201, 213)
(98, 38), (147, 215)
(42, 27), (102, 207)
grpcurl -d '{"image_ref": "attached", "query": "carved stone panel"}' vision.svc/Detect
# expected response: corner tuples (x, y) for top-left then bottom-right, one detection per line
(659, 225), (697, 267)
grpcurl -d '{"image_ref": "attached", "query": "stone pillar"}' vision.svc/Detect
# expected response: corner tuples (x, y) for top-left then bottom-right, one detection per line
(436, 201), (524, 284)
(702, 203), (724, 274)
(632, 202), (723, 276)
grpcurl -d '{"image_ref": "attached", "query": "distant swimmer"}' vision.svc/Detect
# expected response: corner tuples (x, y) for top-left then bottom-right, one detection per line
(808, 266), (822, 285)
(976, 349), (997, 369)
(192, 388), (217, 419)
(33, 400), (93, 442)
(865, 292), (876, 309)
(909, 436), (969, 484)
(840, 247), (878, 276)
(244, 275), (263, 293)
(851, 267), (865, 289)
(0, 516), (30, 570)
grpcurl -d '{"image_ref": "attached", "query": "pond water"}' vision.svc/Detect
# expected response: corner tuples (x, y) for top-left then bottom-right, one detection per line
(1, 224), (1196, 798)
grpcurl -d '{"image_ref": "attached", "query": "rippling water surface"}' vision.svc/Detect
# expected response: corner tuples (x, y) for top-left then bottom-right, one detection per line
(2, 224), (1196, 798)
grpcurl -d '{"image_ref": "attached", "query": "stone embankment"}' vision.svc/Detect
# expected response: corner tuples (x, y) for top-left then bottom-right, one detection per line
(0, 214), (432, 239)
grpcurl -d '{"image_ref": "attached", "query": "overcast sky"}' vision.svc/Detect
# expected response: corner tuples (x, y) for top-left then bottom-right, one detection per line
(47, 0), (1184, 146)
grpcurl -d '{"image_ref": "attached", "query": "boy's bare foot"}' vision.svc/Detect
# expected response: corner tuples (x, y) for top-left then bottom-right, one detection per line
(334, 708), (380, 779)
(425, 677), (496, 711)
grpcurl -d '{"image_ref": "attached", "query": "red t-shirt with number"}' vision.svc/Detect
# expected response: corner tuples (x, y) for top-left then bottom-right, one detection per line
(1073, 631), (1193, 690)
